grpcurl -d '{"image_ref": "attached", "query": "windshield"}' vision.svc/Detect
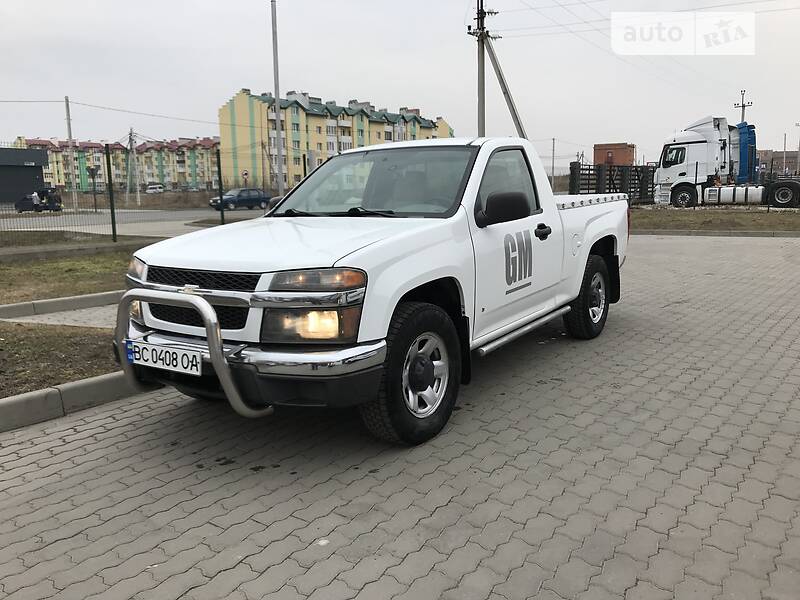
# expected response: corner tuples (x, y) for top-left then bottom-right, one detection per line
(224, 189), (242, 197)
(274, 146), (477, 217)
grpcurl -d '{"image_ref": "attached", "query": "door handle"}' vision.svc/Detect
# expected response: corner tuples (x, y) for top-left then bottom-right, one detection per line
(678, 171), (687, 176)
(534, 223), (552, 240)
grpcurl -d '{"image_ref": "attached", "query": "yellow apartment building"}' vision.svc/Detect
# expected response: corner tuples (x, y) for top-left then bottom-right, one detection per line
(218, 89), (454, 190)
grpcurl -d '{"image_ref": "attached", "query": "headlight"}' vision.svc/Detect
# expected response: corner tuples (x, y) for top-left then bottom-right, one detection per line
(261, 268), (366, 343)
(270, 268), (366, 291)
(261, 306), (361, 343)
(127, 257), (147, 281)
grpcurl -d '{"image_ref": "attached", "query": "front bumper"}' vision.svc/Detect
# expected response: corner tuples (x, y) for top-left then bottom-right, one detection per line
(115, 289), (386, 415)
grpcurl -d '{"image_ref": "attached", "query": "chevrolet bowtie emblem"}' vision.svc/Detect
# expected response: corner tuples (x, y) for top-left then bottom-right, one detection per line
(178, 285), (201, 294)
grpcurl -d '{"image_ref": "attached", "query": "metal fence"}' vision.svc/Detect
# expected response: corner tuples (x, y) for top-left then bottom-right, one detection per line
(0, 185), (232, 249)
(0, 146), (268, 249)
(568, 162), (656, 204)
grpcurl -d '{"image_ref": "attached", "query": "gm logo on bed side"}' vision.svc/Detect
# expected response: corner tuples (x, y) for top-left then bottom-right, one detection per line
(504, 230), (533, 294)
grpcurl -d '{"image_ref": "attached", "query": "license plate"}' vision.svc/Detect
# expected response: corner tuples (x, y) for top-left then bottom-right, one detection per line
(125, 340), (202, 376)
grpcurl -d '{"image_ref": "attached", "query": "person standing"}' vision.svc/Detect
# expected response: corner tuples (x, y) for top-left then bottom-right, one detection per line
(31, 190), (40, 210)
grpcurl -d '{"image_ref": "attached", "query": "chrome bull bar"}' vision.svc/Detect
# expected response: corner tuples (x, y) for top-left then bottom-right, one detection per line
(115, 288), (274, 418)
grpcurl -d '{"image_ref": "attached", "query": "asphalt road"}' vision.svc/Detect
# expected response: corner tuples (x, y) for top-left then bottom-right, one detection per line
(2, 236), (800, 600)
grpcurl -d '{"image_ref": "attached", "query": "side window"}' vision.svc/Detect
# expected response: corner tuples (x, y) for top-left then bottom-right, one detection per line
(662, 146), (686, 168)
(477, 149), (539, 212)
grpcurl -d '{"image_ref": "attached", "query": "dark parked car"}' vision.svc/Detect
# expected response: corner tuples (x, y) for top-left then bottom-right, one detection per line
(14, 188), (63, 213)
(209, 188), (270, 211)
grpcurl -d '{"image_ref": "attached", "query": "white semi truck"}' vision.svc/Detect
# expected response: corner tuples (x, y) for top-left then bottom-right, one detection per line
(654, 115), (799, 208)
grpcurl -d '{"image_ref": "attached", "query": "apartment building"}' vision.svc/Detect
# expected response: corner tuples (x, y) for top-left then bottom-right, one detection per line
(135, 138), (220, 190)
(13, 136), (220, 191)
(218, 89), (454, 189)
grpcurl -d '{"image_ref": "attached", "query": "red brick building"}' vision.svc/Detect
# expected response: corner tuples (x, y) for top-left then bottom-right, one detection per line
(594, 143), (636, 166)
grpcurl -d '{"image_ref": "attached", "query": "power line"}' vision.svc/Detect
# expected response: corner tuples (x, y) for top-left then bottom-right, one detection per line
(570, 0), (732, 89)
(499, 0), (610, 13)
(501, 2), (800, 36)
(511, 0), (684, 89)
(499, 0), (783, 24)
(71, 101), (221, 127)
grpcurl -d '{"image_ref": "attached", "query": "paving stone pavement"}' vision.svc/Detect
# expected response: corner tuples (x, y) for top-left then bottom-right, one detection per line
(2, 304), (116, 329)
(2, 235), (800, 600)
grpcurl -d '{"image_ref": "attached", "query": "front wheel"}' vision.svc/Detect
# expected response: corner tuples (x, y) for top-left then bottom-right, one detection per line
(563, 255), (610, 340)
(359, 302), (461, 445)
(670, 186), (697, 208)
(227, 202), (236, 211)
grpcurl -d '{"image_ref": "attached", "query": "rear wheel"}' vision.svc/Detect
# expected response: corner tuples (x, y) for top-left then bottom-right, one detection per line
(770, 182), (799, 208)
(670, 186), (697, 208)
(359, 302), (461, 445)
(563, 255), (610, 340)
(259, 201), (268, 210)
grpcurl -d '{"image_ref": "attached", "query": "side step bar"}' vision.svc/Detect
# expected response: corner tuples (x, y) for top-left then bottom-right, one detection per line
(475, 305), (571, 357)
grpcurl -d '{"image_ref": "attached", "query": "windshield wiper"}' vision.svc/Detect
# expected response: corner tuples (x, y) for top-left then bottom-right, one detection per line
(340, 206), (397, 218)
(273, 208), (316, 217)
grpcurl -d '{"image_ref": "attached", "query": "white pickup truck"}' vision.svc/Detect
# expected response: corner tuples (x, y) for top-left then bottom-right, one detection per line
(116, 137), (629, 444)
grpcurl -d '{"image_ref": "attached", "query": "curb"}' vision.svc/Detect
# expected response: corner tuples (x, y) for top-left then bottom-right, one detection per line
(0, 239), (159, 264)
(0, 290), (124, 319)
(0, 371), (159, 433)
(632, 230), (800, 238)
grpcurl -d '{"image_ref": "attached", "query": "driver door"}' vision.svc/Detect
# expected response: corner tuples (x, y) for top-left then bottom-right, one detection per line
(469, 147), (564, 341)
(659, 145), (688, 186)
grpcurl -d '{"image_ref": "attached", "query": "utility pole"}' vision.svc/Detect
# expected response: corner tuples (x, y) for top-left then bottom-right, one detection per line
(270, 0), (285, 196)
(795, 123), (800, 175)
(64, 96), (78, 210)
(104, 143), (118, 242)
(468, 3), (526, 139)
(484, 37), (527, 139)
(783, 132), (787, 174)
(259, 107), (268, 193)
(125, 128), (142, 206)
(475, 0), (486, 136)
(734, 89), (753, 123)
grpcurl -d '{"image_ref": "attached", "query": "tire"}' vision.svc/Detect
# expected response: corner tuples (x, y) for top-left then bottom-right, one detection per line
(227, 202), (236, 211)
(359, 301), (461, 445)
(670, 185), (697, 208)
(259, 201), (267, 210)
(563, 255), (610, 340)
(770, 182), (799, 208)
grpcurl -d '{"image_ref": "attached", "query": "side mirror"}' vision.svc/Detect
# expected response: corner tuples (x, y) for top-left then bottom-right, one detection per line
(475, 191), (530, 228)
(267, 195), (283, 211)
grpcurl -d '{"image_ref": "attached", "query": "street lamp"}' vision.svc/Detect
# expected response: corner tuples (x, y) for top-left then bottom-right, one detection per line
(86, 165), (99, 212)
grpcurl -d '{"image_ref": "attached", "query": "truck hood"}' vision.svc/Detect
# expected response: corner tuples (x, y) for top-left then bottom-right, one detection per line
(135, 216), (439, 274)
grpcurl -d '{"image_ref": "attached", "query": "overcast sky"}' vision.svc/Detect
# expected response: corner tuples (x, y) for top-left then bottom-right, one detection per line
(2, 0), (799, 168)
